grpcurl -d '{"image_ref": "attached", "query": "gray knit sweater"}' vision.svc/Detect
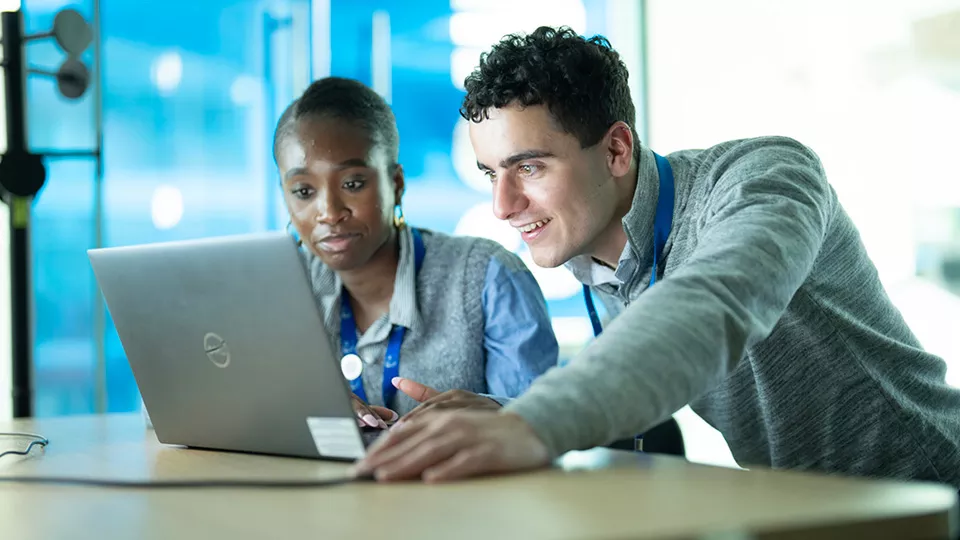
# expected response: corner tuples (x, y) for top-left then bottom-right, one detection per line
(506, 137), (960, 487)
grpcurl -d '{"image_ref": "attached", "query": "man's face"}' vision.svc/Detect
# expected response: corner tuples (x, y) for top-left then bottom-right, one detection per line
(469, 104), (620, 268)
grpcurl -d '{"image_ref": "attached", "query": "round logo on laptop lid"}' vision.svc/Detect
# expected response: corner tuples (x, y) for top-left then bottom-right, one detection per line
(203, 332), (231, 368)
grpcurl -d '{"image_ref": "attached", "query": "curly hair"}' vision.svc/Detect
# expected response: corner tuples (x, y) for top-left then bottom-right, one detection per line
(273, 77), (399, 166)
(460, 26), (638, 161)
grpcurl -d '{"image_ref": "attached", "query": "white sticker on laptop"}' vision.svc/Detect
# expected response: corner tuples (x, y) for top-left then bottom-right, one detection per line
(306, 417), (366, 460)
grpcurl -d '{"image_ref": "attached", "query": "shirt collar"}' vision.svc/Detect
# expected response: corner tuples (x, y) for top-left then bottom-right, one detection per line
(565, 240), (635, 287)
(307, 226), (422, 335)
(386, 226), (422, 332)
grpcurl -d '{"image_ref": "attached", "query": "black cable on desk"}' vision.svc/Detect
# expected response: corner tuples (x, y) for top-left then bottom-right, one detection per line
(0, 432), (49, 459)
(0, 476), (367, 489)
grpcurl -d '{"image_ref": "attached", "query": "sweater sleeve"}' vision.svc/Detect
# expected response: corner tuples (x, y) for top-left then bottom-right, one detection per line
(505, 138), (832, 456)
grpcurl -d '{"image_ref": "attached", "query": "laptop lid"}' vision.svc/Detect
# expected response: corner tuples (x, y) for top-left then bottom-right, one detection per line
(88, 232), (368, 461)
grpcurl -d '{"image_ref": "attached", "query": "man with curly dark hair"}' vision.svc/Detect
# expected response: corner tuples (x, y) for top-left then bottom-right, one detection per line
(355, 26), (960, 488)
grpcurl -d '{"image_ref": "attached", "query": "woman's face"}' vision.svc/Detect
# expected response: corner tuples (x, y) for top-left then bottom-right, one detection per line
(276, 115), (403, 271)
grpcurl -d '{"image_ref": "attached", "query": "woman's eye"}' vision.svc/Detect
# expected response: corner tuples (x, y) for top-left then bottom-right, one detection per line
(343, 178), (366, 191)
(290, 186), (314, 199)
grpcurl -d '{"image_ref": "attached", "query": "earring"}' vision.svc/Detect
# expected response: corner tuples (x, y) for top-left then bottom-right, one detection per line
(285, 221), (302, 246)
(393, 204), (406, 229)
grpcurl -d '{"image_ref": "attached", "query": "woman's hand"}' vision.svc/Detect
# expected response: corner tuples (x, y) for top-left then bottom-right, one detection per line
(351, 394), (398, 430)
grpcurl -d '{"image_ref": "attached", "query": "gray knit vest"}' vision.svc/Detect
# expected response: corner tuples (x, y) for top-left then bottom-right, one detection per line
(302, 228), (518, 415)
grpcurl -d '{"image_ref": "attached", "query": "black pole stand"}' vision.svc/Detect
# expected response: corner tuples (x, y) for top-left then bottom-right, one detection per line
(0, 10), (46, 418)
(1, 8), (96, 418)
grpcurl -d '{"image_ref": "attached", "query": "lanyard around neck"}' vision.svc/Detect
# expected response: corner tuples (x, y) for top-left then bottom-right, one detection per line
(584, 152), (675, 338)
(339, 228), (425, 407)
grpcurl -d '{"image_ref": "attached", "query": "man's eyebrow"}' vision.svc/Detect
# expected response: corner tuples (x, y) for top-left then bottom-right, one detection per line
(476, 150), (554, 172)
(499, 150), (554, 168)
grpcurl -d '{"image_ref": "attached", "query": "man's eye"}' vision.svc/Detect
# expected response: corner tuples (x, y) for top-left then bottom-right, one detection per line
(484, 170), (497, 182)
(519, 164), (538, 175)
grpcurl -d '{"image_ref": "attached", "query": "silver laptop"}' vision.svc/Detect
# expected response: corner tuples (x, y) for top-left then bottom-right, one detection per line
(88, 232), (378, 461)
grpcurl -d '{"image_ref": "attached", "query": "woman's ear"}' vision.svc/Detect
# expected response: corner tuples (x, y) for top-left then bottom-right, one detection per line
(392, 164), (406, 205)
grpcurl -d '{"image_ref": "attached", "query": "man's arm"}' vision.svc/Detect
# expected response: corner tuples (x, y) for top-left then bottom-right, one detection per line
(505, 138), (833, 456)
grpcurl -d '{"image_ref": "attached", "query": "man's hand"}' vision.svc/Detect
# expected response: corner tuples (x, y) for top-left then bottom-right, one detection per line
(392, 377), (502, 424)
(351, 410), (551, 483)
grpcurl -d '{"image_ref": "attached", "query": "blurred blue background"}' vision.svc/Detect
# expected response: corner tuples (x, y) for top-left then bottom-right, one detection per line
(12, 0), (960, 470)
(23, 0), (619, 416)
(16, 0), (960, 442)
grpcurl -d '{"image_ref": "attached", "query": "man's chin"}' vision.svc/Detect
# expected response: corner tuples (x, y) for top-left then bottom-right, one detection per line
(528, 247), (570, 269)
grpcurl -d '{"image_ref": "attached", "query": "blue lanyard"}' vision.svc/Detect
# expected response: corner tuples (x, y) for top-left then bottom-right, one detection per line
(584, 152), (674, 337)
(581, 153), (674, 452)
(340, 228), (425, 407)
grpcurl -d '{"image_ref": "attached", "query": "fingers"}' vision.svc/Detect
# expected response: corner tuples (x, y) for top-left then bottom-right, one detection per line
(393, 377), (440, 403)
(396, 404), (428, 425)
(422, 446), (492, 483)
(352, 420), (428, 476)
(398, 395), (500, 426)
(398, 399), (458, 424)
(362, 416), (428, 459)
(356, 413), (478, 482)
(351, 395), (388, 429)
(355, 410), (552, 484)
(371, 431), (466, 482)
(370, 406), (399, 424)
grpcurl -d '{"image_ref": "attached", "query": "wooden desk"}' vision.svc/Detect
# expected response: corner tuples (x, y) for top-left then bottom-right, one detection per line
(0, 414), (956, 540)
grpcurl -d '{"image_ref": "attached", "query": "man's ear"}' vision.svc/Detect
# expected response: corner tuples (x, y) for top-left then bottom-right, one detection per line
(604, 121), (635, 178)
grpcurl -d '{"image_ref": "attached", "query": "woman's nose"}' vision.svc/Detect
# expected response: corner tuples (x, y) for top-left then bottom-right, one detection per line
(314, 189), (348, 224)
